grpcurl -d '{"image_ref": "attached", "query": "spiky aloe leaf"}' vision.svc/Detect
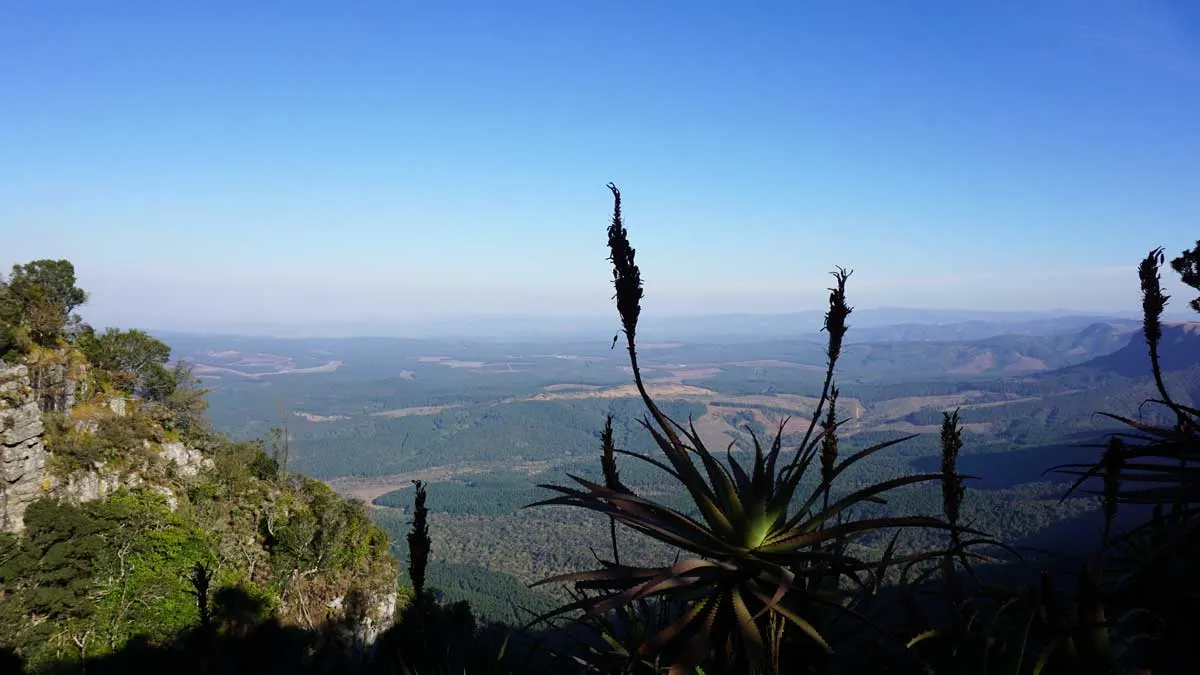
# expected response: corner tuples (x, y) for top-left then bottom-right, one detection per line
(778, 472), (945, 537)
(748, 588), (832, 653)
(529, 481), (737, 557)
(758, 515), (958, 555)
(786, 435), (921, 520)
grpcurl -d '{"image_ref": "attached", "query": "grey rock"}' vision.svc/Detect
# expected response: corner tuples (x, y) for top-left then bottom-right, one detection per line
(161, 441), (212, 478)
(1, 365), (48, 533)
(1, 361), (205, 532)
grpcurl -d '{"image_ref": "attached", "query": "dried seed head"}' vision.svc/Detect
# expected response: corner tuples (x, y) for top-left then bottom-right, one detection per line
(820, 385), (840, 485)
(940, 409), (965, 530)
(600, 414), (626, 493)
(606, 183), (643, 342)
(1139, 248), (1168, 350)
(823, 267), (853, 365)
(407, 479), (431, 598)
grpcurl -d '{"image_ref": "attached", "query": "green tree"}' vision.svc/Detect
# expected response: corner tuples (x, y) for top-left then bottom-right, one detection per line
(1169, 240), (1200, 313)
(87, 490), (211, 651)
(0, 260), (88, 348)
(80, 328), (174, 400)
(0, 280), (14, 357)
(162, 361), (210, 440)
(0, 499), (112, 666)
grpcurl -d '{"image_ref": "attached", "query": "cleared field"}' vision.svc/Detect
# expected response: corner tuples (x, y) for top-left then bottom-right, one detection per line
(294, 411), (350, 422)
(522, 383), (717, 401)
(371, 404), (463, 418)
(542, 383), (604, 391)
(191, 359), (343, 378)
(326, 460), (553, 504)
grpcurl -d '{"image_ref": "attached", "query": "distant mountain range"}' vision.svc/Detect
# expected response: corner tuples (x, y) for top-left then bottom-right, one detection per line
(141, 307), (1183, 342)
(1062, 322), (1200, 379)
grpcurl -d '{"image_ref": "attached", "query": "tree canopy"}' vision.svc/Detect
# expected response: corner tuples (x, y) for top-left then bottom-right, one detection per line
(0, 259), (88, 353)
(79, 328), (174, 400)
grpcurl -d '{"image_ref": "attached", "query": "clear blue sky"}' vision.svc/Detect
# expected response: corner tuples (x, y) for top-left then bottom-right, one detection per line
(2, 0), (1197, 331)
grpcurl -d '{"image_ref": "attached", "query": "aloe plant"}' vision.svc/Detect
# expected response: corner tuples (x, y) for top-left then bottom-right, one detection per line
(1037, 244), (1200, 674)
(527, 184), (964, 673)
(1052, 247), (1200, 545)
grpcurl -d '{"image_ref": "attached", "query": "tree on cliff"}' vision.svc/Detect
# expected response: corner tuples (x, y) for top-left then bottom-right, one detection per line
(0, 260), (88, 352)
(79, 328), (174, 400)
(1170, 240), (1200, 313)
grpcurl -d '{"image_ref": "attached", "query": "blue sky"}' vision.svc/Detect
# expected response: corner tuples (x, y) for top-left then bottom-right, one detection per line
(2, 0), (1198, 331)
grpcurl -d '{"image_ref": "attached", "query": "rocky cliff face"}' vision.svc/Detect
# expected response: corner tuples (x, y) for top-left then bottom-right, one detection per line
(1, 360), (400, 647)
(327, 587), (400, 649)
(1, 365), (48, 533)
(0, 363), (210, 532)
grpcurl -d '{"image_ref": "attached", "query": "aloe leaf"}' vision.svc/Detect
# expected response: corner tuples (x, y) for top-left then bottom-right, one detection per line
(761, 515), (951, 553)
(764, 417), (790, 480)
(730, 587), (765, 660)
(727, 441), (753, 497)
(635, 596), (712, 660)
(905, 628), (939, 648)
(613, 447), (682, 481)
(748, 589), (832, 653)
(782, 473), (944, 534)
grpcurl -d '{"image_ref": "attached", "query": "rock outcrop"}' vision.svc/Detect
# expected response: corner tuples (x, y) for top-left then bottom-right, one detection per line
(161, 440), (211, 478)
(1, 359), (398, 646)
(327, 588), (399, 650)
(1, 363), (212, 532)
(1, 365), (48, 533)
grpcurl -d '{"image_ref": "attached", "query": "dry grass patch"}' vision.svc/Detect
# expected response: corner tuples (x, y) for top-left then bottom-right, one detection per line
(191, 360), (342, 378)
(1007, 355), (1048, 372)
(326, 460), (553, 504)
(725, 359), (825, 371)
(867, 393), (987, 419)
(646, 367), (724, 384)
(294, 411), (350, 423)
(371, 404), (462, 418)
(949, 351), (996, 374)
(543, 383), (604, 392)
(523, 383), (716, 402)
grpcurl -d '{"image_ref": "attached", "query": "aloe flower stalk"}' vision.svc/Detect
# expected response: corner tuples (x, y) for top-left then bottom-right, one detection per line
(599, 414), (628, 564)
(1139, 248), (1175, 411)
(939, 410), (965, 605)
(408, 480), (431, 601)
(790, 268), (853, 475)
(820, 385), (840, 512)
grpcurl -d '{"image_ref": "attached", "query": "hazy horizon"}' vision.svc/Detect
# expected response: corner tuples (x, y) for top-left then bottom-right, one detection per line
(127, 306), (1172, 341)
(4, 1), (1199, 328)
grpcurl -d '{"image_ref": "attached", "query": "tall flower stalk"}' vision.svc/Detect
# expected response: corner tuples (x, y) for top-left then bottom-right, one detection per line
(819, 386), (840, 514)
(599, 414), (627, 564)
(408, 480), (431, 601)
(939, 410), (965, 607)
